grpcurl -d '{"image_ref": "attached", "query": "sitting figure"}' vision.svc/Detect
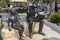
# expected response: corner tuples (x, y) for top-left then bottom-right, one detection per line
(8, 9), (24, 40)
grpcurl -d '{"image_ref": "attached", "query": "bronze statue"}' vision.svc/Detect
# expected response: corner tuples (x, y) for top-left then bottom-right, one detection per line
(27, 0), (45, 37)
(26, 0), (38, 38)
(8, 9), (24, 40)
(37, 13), (45, 36)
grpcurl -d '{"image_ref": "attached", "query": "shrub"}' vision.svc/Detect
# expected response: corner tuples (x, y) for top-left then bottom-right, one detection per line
(0, 8), (4, 13)
(50, 13), (60, 26)
(17, 9), (27, 13)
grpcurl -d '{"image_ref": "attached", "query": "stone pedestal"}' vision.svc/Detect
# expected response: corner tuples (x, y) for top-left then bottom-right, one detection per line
(22, 22), (29, 36)
(33, 22), (39, 32)
(1, 22), (29, 40)
(1, 28), (19, 40)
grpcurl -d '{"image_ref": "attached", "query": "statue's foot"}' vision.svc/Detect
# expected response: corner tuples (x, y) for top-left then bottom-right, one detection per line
(20, 38), (24, 40)
(29, 35), (32, 38)
(29, 36), (32, 38)
(39, 32), (45, 36)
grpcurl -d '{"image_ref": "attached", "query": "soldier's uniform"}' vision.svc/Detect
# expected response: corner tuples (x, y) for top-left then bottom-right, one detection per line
(26, 0), (38, 38)
(32, 0), (45, 35)
(37, 12), (45, 35)
(27, 6), (35, 38)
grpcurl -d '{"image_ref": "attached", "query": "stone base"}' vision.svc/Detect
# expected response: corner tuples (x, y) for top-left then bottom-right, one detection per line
(1, 28), (19, 40)
(1, 22), (40, 40)
(33, 22), (39, 32)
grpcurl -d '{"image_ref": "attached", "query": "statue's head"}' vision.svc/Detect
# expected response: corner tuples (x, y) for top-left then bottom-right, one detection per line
(32, 0), (38, 7)
(35, 0), (38, 1)
(10, 9), (17, 15)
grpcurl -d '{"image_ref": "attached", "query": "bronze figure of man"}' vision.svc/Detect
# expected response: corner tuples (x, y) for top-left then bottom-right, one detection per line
(27, 0), (45, 37)
(27, 5), (36, 38)
(26, 0), (39, 38)
(8, 9), (24, 40)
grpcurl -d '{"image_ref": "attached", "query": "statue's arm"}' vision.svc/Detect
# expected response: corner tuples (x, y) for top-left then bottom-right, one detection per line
(16, 17), (21, 25)
(16, 15), (22, 26)
(8, 17), (11, 31)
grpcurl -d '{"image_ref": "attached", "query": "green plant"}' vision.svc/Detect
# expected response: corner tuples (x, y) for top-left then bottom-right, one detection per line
(50, 13), (60, 26)
(0, 0), (10, 8)
(32, 32), (38, 35)
(0, 0), (10, 13)
(20, 2), (27, 6)
(42, 38), (48, 40)
(0, 26), (3, 34)
(0, 8), (4, 13)
(0, 26), (3, 40)
(0, 35), (2, 40)
(17, 9), (27, 13)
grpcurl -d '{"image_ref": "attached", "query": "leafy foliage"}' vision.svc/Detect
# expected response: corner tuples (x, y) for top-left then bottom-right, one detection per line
(50, 13), (60, 26)
(0, 0), (10, 8)
(17, 9), (27, 13)
(0, 26), (3, 40)
(0, 0), (10, 13)
(0, 35), (2, 40)
(20, 2), (27, 6)
(0, 8), (3, 13)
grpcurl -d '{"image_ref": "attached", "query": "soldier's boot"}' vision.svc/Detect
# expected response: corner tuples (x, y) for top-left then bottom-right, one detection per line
(29, 23), (32, 38)
(19, 30), (24, 40)
(39, 20), (45, 36)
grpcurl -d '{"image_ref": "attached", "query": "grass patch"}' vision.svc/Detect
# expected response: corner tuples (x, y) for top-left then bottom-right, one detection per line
(32, 32), (39, 35)
(0, 35), (2, 40)
(42, 38), (48, 40)
(0, 26), (3, 40)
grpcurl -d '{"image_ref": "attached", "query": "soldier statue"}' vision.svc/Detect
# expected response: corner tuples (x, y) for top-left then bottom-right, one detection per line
(8, 9), (24, 40)
(27, 0), (45, 37)
(35, 3), (45, 36)
(37, 12), (45, 36)
(26, 0), (38, 38)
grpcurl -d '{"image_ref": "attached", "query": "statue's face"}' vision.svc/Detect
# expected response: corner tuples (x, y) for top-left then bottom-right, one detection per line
(10, 9), (17, 15)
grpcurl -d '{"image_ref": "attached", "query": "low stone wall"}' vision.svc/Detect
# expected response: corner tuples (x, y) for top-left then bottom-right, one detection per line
(33, 22), (39, 32)
(44, 20), (60, 34)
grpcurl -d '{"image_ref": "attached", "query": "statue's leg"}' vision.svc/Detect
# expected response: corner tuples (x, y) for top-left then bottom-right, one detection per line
(27, 17), (33, 38)
(19, 25), (24, 40)
(38, 15), (45, 36)
(19, 30), (23, 40)
(12, 25), (24, 40)
(39, 20), (44, 33)
(29, 23), (33, 38)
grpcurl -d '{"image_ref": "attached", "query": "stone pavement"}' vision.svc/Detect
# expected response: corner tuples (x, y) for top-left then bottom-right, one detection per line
(43, 24), (60, 40)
